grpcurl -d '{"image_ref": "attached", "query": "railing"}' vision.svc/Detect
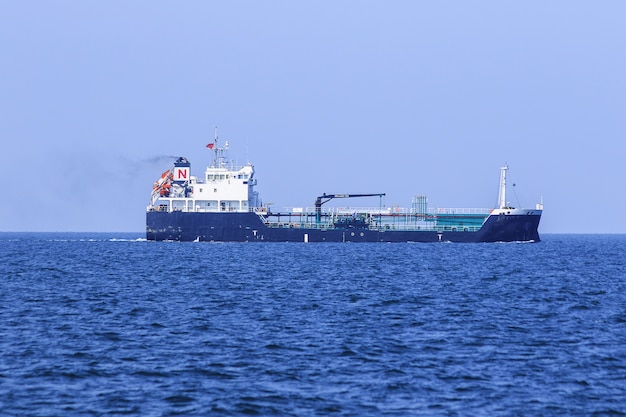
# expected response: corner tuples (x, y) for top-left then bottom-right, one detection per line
(148, 201), (492, 216)
(279, 206), (492, 215)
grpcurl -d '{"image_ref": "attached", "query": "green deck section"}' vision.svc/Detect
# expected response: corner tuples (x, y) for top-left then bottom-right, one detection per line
(431, 213), (489, 227)
(261, 211), (490, 233)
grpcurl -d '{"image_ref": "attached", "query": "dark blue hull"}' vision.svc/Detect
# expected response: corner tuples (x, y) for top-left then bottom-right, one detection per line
(146, 212), (541, 243)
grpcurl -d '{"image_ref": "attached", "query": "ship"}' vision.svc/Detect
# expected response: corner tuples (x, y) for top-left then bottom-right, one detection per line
(146, 137), (543, 243)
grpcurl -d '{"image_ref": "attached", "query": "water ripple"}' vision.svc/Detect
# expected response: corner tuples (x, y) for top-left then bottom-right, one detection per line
(1, 233), (625, 415)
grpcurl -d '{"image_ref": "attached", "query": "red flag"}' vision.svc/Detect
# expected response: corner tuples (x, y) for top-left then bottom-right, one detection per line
(206, 143), (215, 149)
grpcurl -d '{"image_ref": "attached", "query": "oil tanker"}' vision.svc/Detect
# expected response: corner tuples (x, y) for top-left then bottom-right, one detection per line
(146, 137), (542, 242)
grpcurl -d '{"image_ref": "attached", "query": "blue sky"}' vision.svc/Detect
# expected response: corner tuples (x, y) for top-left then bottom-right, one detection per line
(1, 1), (625, 233)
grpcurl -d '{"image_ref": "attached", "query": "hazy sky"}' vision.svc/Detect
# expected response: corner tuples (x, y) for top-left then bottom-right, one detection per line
(2, 2), (625, 233)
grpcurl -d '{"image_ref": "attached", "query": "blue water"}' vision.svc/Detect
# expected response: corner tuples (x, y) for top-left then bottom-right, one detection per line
(1, 233), (625, 416)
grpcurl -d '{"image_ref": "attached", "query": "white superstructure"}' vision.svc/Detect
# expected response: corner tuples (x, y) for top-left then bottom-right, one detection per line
(148, 137), (261, 213)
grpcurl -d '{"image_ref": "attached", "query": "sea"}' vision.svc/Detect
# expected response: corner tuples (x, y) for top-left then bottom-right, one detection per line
(1, 233), (625, 416)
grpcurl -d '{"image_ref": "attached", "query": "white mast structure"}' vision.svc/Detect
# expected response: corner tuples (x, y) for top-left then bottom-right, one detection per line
(209, 126), (229, 169)
(497, 164), (508, 209)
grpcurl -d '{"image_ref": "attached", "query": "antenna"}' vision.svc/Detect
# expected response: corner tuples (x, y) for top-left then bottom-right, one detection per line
(206, 126), (220, 167)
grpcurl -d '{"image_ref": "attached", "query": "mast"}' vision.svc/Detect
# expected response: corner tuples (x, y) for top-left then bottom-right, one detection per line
(207, 126), (229, 169)
(497, 164), (508, 209)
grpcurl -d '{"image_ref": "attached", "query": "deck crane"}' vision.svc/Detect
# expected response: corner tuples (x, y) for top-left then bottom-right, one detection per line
(314, 193), (386, 223)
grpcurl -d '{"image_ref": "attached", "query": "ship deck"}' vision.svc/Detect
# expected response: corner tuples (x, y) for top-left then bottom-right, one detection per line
(260, 209), (490, 232)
